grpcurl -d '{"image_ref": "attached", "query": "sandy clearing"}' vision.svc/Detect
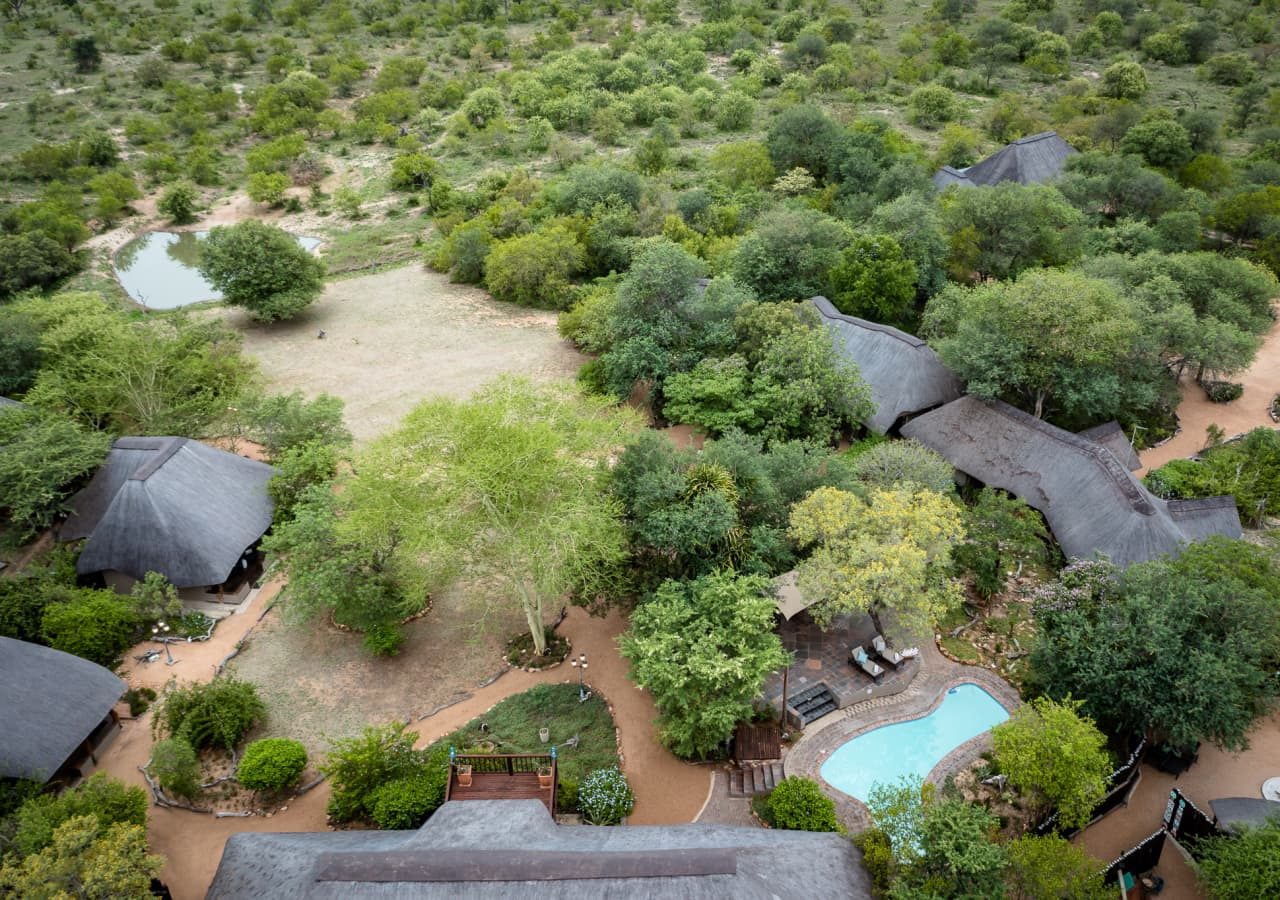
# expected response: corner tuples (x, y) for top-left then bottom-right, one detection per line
(221, 266), (586, 442)
(1139, 318), (1280, 474)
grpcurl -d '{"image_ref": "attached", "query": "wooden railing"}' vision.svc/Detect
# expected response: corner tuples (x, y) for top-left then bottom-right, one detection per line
(451, 753), (554, 775)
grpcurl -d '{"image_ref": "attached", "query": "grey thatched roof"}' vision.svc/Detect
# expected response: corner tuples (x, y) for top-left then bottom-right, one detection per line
(0, 396), (25, 411)
(61, 437), (275, 588)
(0, 636), (125, 782)
(207, 800), (872, 899)
(812, 297), (964, 434)
(901, 397), (1242, 567)
(1077, 421), (1141, 471)
(1209, 798), (1280, 835)
(932, 131), (1076, 190)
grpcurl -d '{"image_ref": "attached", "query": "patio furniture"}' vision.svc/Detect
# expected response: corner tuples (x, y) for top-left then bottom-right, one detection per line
(851, 646), (884, 680)
(872, 634), (905, 668)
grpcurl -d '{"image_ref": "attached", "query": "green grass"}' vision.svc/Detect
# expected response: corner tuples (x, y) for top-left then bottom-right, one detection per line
(317, 216), (427, 275)
(424, 683), (619, 788)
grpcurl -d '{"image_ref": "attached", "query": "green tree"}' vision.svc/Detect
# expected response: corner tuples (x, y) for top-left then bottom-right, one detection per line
(1005, 835), (1111, 900)
(128, 571), (181, 624)
(1121, 118), (1194, 170)
(1028, 546), (1280, 751)
(849, 439), (954, 494)
(730, 206), (847, 301)
(1100, 60), (1149, 100)
(766, 104), (842, 180)
(940, 182), (1085, 280)
(247, 171), (291, 207)
(483, 222), (585, 310)
(789, 485), (966, 637)
(951, 488), (1050, 599)
(0, 307), (41, 395)
(12, 774), (148, 857)
(992, 697), (1111, 829)
(70, 36), (102, 73)
(199, 221), (325, 322)
(709, 141), (776, 190)
(149, 737), (200, 800)
(912, 799), (1006, 897)
(344, 379), (636, 655)
(923, 269), (1143, 421)
(0, 816), (161, 900)
(250, 71), (330, 135)
(0, 233), (81, 296)
(321, 721), (429, 824)
(907, 84), (961, 129)
(619, 572), (789, 758)
(828, 234), (918, 325)
(0, 408), (109, 541)
(158, 181), (199, 224)
(239, 391), (350, 460)
(1196, 818), (1280, 900)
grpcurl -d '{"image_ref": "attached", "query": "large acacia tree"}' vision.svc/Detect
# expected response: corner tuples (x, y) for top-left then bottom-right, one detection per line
(342, 378), (637, 655)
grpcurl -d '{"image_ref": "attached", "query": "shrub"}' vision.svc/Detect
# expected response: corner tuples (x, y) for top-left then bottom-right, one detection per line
(123, 686), (157, 717)
(154, 678), (265, 750)
(483, 223), (585, 309)
(362, 622), (406, 657)
(766, 777), (840, 832)
(40, 591), (138, 668)
(907, 84), (961, 129)
(367, 748), (449, 829)
(578, 767), (634, 825)
(157, 181), (199, 224)
(1202, 380), (1243, 403)
(0, 408), (111, 541)
(149, 737), (201, 800)
(237, 738), (308, 792)
(556, 778), (579, 814)
(198, 220), (325, 322)
(12, 773), (147, 857)
(322, 722), (428, 824)
(853, 828), (897, 894)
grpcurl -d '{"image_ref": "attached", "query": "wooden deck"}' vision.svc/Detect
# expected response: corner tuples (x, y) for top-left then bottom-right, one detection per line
(445, 753), (557, 815)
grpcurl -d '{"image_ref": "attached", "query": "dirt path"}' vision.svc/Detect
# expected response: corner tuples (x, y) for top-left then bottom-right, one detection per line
(94, 603), (710, 900)
(222, 266), (586, 443)
(1074, 711), (1280, 898)
(1139, 319), (1280, 475)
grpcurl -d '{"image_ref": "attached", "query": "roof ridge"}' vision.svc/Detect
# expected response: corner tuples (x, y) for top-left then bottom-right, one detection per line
(810, 296), (931, 349)
(128, 437), (187, 481)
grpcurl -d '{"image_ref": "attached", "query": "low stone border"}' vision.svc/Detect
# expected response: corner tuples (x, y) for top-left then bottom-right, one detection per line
(783, 642), (1020, 833)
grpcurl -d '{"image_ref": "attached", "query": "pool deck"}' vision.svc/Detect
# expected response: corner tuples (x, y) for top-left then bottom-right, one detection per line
(784, 638), (1021, 832)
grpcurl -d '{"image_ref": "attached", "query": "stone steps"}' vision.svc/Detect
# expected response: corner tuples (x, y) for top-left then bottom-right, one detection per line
(727, 762), (786, 797)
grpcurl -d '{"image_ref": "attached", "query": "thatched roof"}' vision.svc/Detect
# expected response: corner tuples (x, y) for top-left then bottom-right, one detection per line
(208, 800), (872, 899)
(812, 297), (963, 434)
(1076, 421), (1141, 471)
(901, 397), (1242, 566)
(0, 636), (125, 782)
(1209, 798), (1280, 835)
(61, 437), (275, 588)
(0, 396), (25, 411)
(933, 131), (1076, 190)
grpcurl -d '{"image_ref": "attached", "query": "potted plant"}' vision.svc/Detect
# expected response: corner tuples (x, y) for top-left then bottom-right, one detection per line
(537, 765), (554, 789)
(457, 764), (473, 788)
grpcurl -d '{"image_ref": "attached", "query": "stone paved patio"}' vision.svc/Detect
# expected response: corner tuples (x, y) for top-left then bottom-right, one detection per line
(762, 612), (921, 713)
(783, 639), (1021, 832)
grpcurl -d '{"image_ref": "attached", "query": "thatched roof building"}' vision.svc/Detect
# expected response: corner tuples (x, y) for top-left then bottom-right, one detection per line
(1076, 421), (1142, 471)
(812, 296), (963, 434)
(0, 636), (125, 783)
(0, 396), (24, 411)
(901, 397), (1241, 566)
(61, 437), (275, 589)
(933, 131), (1076, 190)
(208, 799), (872, 899)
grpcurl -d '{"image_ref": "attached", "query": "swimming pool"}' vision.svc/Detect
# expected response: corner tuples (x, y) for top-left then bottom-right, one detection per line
(819, 683), (1010, 801)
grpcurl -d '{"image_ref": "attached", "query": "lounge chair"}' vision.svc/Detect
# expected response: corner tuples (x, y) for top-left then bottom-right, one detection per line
(851, 646), (884, 680)
(872, 634), (905, 668)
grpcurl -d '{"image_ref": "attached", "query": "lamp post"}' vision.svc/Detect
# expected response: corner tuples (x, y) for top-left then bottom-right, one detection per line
(152, 621), (176, 666)
(570, 652), (589, 702)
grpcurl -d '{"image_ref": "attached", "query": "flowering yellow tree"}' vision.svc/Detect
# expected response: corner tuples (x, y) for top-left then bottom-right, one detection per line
(788, 485), (965, 637)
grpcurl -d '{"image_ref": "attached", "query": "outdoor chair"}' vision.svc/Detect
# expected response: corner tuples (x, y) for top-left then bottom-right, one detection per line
(872, 634), (905, 668)
(851, 646), (884, 680)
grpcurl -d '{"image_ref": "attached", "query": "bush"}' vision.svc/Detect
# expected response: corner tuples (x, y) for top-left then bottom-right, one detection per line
(367, 749), (449, 829)
(1202, 380), (1243, 403)
(361, 622), (406, 657)
(322, 722), (429, 824)
(0, 408), (111, 542)
(150, 737), (201, 800)
(40, 591), (138, 668)
(12, 773), (147, 857)
(157, 181), (199, 224)
(556, 778), (579, 814)
(483, 223), (585, 309)
(198, 221), (325, 322)
(237, 738), (308, 792)
(123, 686), (157, 717)
(154, 678), (265, 750)
(853, 828), (897, 894)
(578, 767), (635, 825)
(765, 777), (840, 832)
(907, 84), (961, 129)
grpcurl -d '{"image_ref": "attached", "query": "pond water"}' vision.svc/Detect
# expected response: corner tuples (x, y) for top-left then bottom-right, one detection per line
(819, 683), (1010, 802)
(113, 230), (321, 309)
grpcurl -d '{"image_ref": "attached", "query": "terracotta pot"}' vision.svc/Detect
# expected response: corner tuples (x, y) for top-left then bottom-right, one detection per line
(537, 767), (553, 789)
(457, 765), (473, 788)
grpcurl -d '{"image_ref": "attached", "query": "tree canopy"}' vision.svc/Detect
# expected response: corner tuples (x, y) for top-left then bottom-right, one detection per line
(199, 221), (325, 322)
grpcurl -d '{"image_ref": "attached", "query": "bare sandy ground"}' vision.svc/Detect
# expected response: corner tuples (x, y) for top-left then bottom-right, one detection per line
(222, 266), (586, 442)
(1139, 318), (1280, 474)
(1074, 711), (1280, 897)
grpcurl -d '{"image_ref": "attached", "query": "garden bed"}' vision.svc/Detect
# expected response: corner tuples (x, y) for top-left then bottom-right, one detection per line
(505, 626), (570, 670)
(936, 578), (1044, 690)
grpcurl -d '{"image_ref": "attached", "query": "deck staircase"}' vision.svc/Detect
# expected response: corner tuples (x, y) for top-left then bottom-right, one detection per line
(728, 761), (786, 797)
(789, 683), (838, 725)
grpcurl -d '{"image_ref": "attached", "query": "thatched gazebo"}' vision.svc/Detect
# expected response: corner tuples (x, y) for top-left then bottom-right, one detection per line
(933, 131), (1077, 190)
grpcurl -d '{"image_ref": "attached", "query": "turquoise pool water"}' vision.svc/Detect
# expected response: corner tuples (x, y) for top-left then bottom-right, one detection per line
(819, 683), (1010, 801)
